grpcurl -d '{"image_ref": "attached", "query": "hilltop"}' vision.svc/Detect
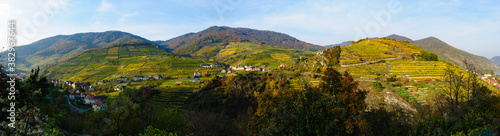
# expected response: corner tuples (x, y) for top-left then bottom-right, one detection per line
(325, 41), (352, 47)
(386, 34), (414, 42)
(1, 31), (149, 72)
(155, 26), (325, 55)
(413, 37), (499, 71)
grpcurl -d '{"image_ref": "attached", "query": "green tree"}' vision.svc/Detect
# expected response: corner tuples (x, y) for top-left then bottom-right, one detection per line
(250, 67), (369, 135)
(323, 46), (342, 66)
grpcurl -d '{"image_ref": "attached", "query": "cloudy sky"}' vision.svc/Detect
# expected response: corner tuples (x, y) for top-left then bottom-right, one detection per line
(1, 0), (499, 58)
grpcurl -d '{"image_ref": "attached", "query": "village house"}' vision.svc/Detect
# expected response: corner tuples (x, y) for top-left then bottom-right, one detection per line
(69, 93), (86, 100)
(202, 72), (208, 75)
(245, 66), (261, 71)
(210, 64), (221, 68)
(485, 74), (492, 77)
(85, 95), (104, 105)
(83, 85), (94, 92)
(153, 75), (161, 80)
(72, 82), (84, 89)
(114, 85), (126, 91)
(235, 66), (245, 70)
(279, 64), (288, 68)
(201, 64), (211, 68)
(221, 69), (227, 74)
(134, 75), (150, 81)
(230, 65), (245, 70)
(194, 72), (201, 77)
(93, 101), (107, 111)
(97, 81), (104, 85)
(174, 81), (184, 85)
(488, 80), (496, 85)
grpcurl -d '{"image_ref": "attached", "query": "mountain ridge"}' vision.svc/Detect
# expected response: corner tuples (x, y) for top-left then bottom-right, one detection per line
(386, 34), (414, 42)
(413, 37), (499, 71)
(491, 56), (500, 68)
(1, 31), (151, 72)
(156, 26), (325, 54)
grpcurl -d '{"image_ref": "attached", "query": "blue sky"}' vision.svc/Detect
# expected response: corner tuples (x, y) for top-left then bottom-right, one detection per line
(1, 0), (499, 58)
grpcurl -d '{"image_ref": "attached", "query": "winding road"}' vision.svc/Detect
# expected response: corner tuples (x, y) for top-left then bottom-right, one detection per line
(65, 95), (92, 113)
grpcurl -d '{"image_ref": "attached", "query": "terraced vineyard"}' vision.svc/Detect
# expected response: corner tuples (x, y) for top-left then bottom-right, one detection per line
(147, 91), (192, 110)
(342, 60), (452, 81)
(212, 42), (315, 68)
(388, 60), (449, 80)
(340, 38), (426, 65)
(42, 42), (223, 82)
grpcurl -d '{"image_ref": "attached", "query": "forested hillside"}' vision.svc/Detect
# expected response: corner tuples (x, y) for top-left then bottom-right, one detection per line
(156, 26), (325, 54)
(1, 31), (149, 72)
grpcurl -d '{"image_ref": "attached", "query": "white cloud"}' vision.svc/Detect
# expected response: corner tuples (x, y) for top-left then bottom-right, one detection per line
(98, 0), (114, 12)
(119, 12), (139, 22)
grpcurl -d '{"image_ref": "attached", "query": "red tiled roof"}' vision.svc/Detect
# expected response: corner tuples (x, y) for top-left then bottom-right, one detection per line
(93, 101), (104, 106)
(86, 95), (104, 100)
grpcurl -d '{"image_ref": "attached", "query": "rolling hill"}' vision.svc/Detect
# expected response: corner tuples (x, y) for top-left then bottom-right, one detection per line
(41, 41), (222, 82)
(155, 26), (325, 55)
(41, 40), (315, 82)
(413, 37), (499, 71)
(1, 31), (149, 72)
(210, 42), (315, 67)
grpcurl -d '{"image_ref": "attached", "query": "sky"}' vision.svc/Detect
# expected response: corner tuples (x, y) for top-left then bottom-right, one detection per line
(0, 0), (499, 58)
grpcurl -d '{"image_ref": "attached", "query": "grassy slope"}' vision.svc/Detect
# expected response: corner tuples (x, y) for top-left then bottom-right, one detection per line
(42, 42), (222, 83)
(413, 37), (499, 71)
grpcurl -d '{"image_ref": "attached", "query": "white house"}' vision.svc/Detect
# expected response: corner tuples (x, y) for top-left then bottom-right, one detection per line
(153, 75), (161, 80)
(114, 85), (126, 91)
(194, 72), (201, 77)
(134, 75), (150, 81)
(85, 95), (104, 105)
(93, 101), (107, 111)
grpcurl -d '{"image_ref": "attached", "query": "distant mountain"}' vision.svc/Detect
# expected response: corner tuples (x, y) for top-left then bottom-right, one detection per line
(1, 31), (149, 72)
(413, 37), (499, 71)
(156, 26), (325, 55)
(325, 41), (352, 47)
(491, 56), (500, 67)
(386, 34), (413, 42)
